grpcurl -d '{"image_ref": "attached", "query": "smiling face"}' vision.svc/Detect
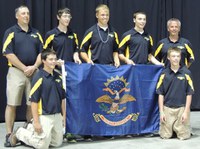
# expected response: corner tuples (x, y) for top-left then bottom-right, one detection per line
(167, 48), (181, 67)
(43, 54), (57, 72)
(16, 7), (30, 26)
(57, 12), (72, 27)
(167, 21), (180, 37)
(134, 13), (146, 30)
(96, 7), (109, 27)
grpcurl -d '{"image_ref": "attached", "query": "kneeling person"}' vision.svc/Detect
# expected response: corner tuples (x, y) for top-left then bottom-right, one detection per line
(156, 47), (194, 140)
(9, 48), (66, 149)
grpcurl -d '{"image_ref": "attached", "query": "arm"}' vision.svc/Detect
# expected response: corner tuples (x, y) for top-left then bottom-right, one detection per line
(113, 52), (120, 67)
(31, 102), (43, 134)
(181, 95), (192, 123)
(148, 54), (164, 66)
(119, 54), (135, 65)
(73, 52), (82, 64)
(23, 54), (41, 77)
(158, 94), (166, 122)
(5, 53), (27, 71)
(80, 52), (94, 64)
(80, 30), (93, 64)
(61, 99), (66, 127)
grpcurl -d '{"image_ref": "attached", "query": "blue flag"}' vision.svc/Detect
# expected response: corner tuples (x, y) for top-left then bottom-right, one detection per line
(65, 62), (163, 136)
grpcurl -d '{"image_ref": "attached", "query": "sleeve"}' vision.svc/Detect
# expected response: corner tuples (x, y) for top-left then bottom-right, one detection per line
(118, 33), (131, 55)
(156, 73), (166, 95)
(58, 75), (66, 100)
(148, 35), (154, 54)
(80, 29), (93, 53)
(36, 32), (44, 53)
(185, 71), (195, 95)
(73, 33), (79, 53)
(153, 40), (164, 61)
(29, 74), (43, 103)
(113, 31), (119, 52)
(2, 29), (15, 55)
(43, 31), (54, 50)
(184, 40), (195, 64)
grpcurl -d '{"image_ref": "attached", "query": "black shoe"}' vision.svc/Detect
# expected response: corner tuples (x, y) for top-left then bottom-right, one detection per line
(4, 133), (12, 147)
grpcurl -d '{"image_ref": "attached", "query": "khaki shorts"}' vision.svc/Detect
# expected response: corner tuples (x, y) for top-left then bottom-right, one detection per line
(6, 67), (34, 106)
(159, 106), (191, 140)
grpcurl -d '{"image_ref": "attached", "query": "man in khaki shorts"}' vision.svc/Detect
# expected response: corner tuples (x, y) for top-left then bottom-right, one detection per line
(156, 47), (194, 140)
(2, 5), (43, 147)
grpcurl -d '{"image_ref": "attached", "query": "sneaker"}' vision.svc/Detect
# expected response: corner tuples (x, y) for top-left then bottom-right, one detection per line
(4, 133), (12, 147)
(66, 133), (77, 143)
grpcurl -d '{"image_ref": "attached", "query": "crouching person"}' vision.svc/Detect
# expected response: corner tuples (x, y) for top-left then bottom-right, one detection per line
(9, 48), (66, 148)
(156, 47), (194, 140)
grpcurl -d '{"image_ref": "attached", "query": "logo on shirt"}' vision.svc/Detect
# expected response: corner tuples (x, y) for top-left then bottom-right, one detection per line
(177, 76), (185, 80)
(68, 35), (74, 39)
(55, 79), (61, 83)
(144, 37), (150, 41)
(177, 46), (184, 49)
(109, 33), (114, 38)
(30, 34), (38, 38)
(93, 76), (139, 126)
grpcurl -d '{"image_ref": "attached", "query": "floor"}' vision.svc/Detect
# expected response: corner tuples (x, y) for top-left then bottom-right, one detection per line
(0, 112), (200, 149)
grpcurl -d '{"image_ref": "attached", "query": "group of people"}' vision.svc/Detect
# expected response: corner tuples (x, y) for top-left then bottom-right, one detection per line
(2, 4), (195, 149)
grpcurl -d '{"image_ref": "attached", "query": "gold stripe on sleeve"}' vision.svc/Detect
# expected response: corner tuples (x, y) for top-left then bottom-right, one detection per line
(156, 74), (165, 89)
(154, 43), (164, 57)
(2, 32), (14, 53)
(80, 31), (93, 49)
(119, 34), (131, 48)
(29, 78), (43, 97)
(43, 34), (55, 49)
(185, 74), (194, 91)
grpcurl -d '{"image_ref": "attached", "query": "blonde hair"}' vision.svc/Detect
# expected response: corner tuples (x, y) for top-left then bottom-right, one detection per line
(95, 4), (109, 14)
(167, 47), (181, 57)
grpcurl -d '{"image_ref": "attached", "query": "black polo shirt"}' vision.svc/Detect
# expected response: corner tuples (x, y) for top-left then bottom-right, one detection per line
(154, 37), (195, 67)
(29, 69), (66, 115)
(156, 66), (194, 107)
(2, 24), (43, 66)
(44, 27), (79, 62)
(118, 28), (153, 64)
(80, 24), (119, 64)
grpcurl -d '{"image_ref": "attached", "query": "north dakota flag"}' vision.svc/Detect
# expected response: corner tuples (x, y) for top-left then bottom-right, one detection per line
(65, 62), (163, 136)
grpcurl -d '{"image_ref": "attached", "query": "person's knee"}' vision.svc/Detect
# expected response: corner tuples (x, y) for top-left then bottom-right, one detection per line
(159, 132), (172, 139)
(51, 138), (63, 147)
(36, 140), (49, 149)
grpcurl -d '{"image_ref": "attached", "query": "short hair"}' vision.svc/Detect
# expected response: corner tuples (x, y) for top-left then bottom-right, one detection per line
(57, 8), (71, 18)
(133, 11), (146, 19)
(167, 47), (181, 57)
(167, 18), (181, 28)
(41, 48), (56, 61)
(95, 4), (109, 14)
(15, 5), (29, 15)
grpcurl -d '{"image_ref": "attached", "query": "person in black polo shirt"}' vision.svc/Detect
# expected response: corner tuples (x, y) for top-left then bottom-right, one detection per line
(9, 48), (66, 148)
(118, 11), (163, 65)
(154, 18), (195, 68)
(2, 5), (43, 147)
(44, 7), (81, 143)
(156, 47), (194, 140)
(44, 8), (81, 66)
(80, 4), (120, 67)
